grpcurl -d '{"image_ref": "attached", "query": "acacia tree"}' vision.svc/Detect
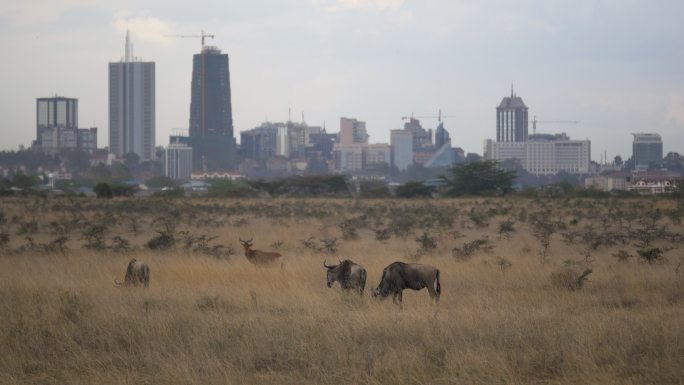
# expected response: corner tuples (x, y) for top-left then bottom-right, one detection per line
(440, 160), (517, 196)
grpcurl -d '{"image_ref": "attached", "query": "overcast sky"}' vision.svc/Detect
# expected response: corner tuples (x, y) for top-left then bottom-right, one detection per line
(1, 0), (682, 161)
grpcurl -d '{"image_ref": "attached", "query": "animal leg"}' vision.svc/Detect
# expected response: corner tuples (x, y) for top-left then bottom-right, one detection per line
(393, 291), (403, 304)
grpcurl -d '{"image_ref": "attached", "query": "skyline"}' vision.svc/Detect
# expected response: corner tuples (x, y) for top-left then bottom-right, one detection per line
(1, 0), (683, 160)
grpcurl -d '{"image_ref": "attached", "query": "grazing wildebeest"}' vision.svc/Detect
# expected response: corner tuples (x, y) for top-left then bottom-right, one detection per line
(239, 238), (282, 265)
(372, 262), (440, 304)
(115, 258), (150, 287)
(323, 259), (367, 296)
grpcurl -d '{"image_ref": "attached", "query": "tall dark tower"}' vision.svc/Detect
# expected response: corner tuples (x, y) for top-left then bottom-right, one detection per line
(189, 45), (235, 171)
(496, 87), (528, 142)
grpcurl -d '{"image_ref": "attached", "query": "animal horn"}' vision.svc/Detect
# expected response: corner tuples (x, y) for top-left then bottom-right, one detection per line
(323, 259), (334, 269)
(114, 278), (122, 287)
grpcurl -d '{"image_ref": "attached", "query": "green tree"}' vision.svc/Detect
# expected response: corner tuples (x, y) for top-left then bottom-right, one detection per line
(11, 173), (41, 189)
(395, 181), (434, 198)
(208, 180), (255, 198)
(111, 162), (132, 181)
(93, 182), (113, 199)
(614, 155), (623, 167)
(359, 181), (391, 198)
(89, 163), (112, 183)
(123, 152), (140, 172)
(63, 149), (91, 175)
(145, 176), (178, 189)
(440, 160), (517, 196)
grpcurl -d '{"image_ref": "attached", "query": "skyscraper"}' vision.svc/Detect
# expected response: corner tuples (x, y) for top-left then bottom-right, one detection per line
(632, 133), (663, 170)
(35, 96), (98, 154)
(496, 88), (528, 142)
(391, 129), (413, 171)
(108, 31), (155, 161)
(36, 96), (78, 145)
(189, 45), (235, 171)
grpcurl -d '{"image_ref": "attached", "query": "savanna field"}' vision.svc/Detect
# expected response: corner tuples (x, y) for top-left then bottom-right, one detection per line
(1, 196), (683, 385)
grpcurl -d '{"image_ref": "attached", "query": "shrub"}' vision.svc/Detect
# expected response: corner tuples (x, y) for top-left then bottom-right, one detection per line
(550, 267), (592, 291)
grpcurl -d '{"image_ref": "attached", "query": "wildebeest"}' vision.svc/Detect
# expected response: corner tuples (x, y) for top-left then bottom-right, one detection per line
(239, 238), (282, 265)
(323, 259), (367, 296)
(114, 258), (150, 287)
(372, 262), (440, 304)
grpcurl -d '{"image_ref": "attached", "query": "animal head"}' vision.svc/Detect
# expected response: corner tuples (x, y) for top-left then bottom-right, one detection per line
(323, 259), (338, 287)
(239, 238), (254, 250)
(372, 270), (391, 299)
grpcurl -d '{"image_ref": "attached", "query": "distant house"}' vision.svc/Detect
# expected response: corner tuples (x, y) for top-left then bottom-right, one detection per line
(191, 172), (245, 181)
(628, 171), (680, 195)
(584, 174), (629, 192)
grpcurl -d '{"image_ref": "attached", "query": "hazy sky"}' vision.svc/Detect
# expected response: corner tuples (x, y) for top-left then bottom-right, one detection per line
(1, 0), (682, 161)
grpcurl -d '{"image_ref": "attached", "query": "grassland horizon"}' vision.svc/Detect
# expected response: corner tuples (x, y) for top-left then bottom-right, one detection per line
(1, 196), (683, 384)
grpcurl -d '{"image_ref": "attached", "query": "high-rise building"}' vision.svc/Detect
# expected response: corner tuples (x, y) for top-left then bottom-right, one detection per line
(339, 118), (368, 145)
(434, 121), (451, 148)
(240, 124), (278, 161)
(35, 96), (97, 154)
(108, 31), (156, 161)
(403, 118), (433, 149)
(364, 144), (391, 167)
(164, 141), (193, 180)
(333, 144), (364, 172)
(497, 88), (528, 142)
(36, 96), (78, 145)
(391, 129), (413, 171)
(189, 45), (235, 171)
(632, 133), (663, 170)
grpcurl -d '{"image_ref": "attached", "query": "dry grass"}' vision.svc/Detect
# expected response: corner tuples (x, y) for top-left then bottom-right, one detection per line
(0, 197), (683, 384)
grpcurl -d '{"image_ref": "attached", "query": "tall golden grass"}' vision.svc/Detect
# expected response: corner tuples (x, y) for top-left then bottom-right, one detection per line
(0, 197), (683, 384)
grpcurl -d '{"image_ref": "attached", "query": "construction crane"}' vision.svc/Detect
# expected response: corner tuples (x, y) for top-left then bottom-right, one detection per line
(164, 30), (215, 49)
(530, 115), (580, 135)
(401, 109), (456, 123)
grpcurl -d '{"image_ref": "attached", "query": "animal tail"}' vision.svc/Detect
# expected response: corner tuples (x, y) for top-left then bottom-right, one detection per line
(359, 269), (367, 295)
(435, 269), (441, 299)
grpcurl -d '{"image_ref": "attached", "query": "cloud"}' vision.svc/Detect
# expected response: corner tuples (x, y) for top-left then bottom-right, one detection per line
(111, 10), (175, 44)
(313, 0), (404, 12)
(0, 0), (92, 26)
(666, 93), (684, 127)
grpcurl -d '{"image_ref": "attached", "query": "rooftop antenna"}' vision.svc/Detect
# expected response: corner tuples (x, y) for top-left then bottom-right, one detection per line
(511, 83), (514, 97)
(302, 112), (305, 123)
(288, 108), (291, 122)
(125, 29), (131, 62)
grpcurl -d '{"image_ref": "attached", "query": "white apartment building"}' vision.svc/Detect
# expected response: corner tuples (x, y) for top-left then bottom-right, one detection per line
(484, 133), (590, 175)
(164, 142), (193, 180)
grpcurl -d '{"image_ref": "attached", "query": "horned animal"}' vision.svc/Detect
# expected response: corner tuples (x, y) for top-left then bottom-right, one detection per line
(115, 258), (150, 288)
(239, 238), (282, 265)
(323, 259), (367, 296)
(372, 261), (440, 304)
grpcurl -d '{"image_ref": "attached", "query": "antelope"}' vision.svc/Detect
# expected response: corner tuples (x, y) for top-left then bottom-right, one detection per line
(239, 238), (282, 265)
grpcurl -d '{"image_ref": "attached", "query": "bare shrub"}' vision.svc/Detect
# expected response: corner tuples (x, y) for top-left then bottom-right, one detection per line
(415, 231), (437, 254)
(550, 267), (592, 291)
(452, 238), (491, 260)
